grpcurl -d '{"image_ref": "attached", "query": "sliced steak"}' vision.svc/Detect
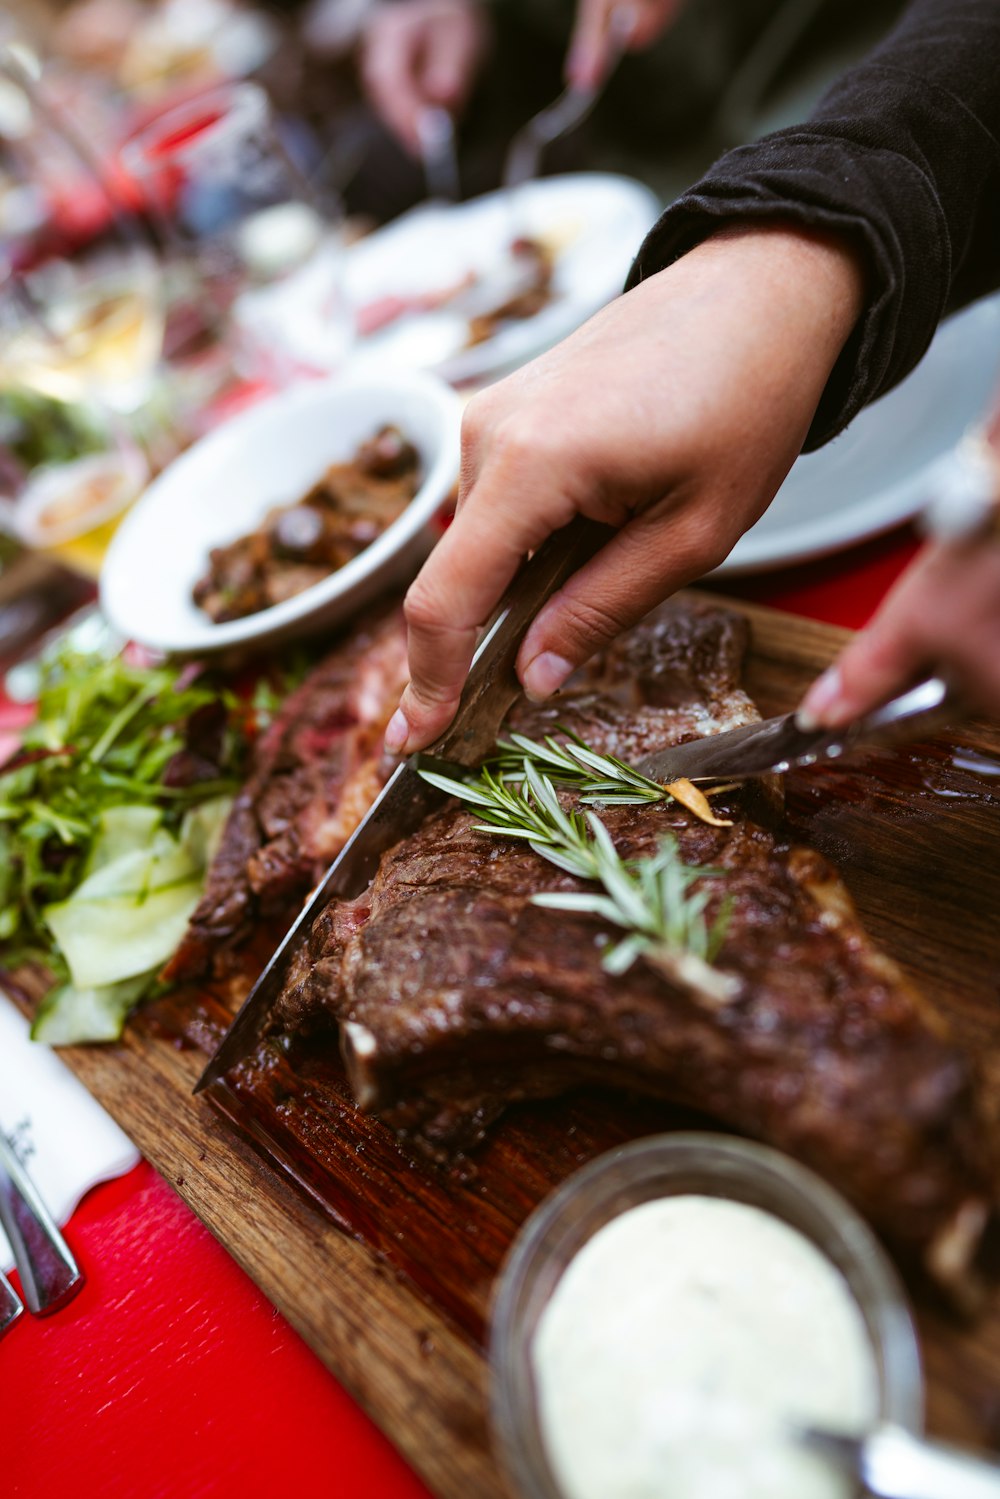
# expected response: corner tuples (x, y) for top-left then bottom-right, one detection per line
(274, 599), (997, 1286)
(164, 600), (408, 982)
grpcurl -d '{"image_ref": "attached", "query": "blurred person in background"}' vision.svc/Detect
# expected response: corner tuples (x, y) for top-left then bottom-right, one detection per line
(306, 0), (904, 219)
(379, 0), (1000, 754)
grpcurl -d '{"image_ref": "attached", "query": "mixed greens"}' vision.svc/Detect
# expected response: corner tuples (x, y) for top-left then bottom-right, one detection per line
(0, 643), (251, 1043)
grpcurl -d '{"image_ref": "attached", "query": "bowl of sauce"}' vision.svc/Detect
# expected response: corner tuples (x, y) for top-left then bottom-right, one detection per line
(490, 1134), (922, 1499)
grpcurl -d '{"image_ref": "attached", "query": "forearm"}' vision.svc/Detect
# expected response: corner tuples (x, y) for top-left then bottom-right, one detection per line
(628, 0), (1000, 447)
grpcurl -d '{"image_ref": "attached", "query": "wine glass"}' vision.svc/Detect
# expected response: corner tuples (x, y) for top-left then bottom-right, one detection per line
(0, 48), (165, 418)
(121, 80), (354, 385)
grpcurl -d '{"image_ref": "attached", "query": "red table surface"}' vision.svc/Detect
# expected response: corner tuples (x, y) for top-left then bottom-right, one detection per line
(4, 525), (921, 1499)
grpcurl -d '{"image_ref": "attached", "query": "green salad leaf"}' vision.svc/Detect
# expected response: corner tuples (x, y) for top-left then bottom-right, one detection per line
(0, 643), (252, 1043)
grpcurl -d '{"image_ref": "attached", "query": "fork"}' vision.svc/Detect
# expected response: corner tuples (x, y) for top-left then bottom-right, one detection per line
(0, 1269), (23, 1338)
(502, 6), (634, 190)
(0, 1131), (84, 1316)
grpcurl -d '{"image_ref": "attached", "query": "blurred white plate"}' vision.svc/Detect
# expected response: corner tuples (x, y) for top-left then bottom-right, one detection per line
(100, 370), (462, 654)
(719, 293), (1000, 575)
(266, 174), (661, 385)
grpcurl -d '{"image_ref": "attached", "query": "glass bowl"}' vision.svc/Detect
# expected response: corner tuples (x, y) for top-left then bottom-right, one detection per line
(489, 1133), (923, 1499)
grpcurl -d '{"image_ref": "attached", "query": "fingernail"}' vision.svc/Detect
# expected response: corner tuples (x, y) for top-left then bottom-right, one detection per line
(796, 666), (844, 731)
(384, 708), (410, 754)
(522, 652), (574, 702)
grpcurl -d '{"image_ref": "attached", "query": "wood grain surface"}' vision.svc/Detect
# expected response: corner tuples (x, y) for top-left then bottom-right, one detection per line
(10, 593), (1000, 1499)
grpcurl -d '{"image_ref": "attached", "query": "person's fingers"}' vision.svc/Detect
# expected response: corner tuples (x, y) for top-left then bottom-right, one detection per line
(387, 457), (575, 753)
(515, 490), (732, 697)
(566, 0), (681, 88)
(797, 549), (943, 728)
(420, 14), (480, 111)
(797, 625), (927, 731)
(361, 16), (428, 152)
(566, 0), (619, 90)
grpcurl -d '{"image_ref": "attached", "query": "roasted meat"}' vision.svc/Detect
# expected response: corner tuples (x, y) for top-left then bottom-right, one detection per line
(164, 601), (408, 982)
(192, 427), (420, 623)
(272, 600), (997, 1283)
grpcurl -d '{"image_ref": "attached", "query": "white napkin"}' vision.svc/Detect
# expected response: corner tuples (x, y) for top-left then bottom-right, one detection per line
(0, 995), (140, 1271)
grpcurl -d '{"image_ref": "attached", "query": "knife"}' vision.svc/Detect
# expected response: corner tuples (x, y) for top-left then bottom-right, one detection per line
(801, 1421), (1000, 1499)
(632, 673), (959, 785)
(194, 515), (612, 1093)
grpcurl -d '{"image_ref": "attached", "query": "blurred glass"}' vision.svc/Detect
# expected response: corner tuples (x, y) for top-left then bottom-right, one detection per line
(0, 47), (165, 416)
(122, 81), (354, 383)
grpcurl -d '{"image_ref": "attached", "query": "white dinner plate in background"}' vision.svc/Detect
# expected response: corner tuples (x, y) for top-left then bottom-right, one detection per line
(258, 174), (661, 386)
(718, 292), (1000, 574)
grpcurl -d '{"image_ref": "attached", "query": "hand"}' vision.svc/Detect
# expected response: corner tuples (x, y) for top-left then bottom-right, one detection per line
(360, 0), (491, 155)
(567, 0), (685, 90)
(385, 222), (867, 754)
(798, 536), (1000, 727)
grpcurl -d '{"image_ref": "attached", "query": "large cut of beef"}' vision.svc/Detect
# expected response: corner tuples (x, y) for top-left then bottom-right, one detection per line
(270, 600), (998, 1286)
(165, 601), (408, 982)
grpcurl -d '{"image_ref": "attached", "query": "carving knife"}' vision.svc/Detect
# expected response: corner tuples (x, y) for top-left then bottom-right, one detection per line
(194, 516), (612, 1094)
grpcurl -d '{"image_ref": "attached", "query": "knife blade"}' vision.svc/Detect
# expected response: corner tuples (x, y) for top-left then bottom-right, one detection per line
(194, 515), (612, 1094)
(633, 674), (959, 785)
(800, 1422), (1000, 1499)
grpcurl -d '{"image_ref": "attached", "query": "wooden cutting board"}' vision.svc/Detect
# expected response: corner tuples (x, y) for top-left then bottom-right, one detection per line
(11, 593), (1000, 1499)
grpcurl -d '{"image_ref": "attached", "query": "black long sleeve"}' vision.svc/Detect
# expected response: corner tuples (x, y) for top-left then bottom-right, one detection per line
(625, 0), (1000, 449)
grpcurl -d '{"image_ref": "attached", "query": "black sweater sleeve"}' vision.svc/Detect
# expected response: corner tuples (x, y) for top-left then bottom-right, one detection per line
(625, 0), (1000, 449)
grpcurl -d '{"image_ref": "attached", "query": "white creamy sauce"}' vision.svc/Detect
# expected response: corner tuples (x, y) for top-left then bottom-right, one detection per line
(533, 1195), (877, 1499)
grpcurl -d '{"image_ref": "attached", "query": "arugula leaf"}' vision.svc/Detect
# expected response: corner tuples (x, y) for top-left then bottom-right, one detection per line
(0, 644), (250, 1009)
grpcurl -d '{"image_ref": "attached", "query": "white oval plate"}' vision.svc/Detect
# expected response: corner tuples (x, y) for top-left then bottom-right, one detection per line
(718, 293), (1000, 575)
(265, 173), (661, 386)
(100, 370), (462, 654)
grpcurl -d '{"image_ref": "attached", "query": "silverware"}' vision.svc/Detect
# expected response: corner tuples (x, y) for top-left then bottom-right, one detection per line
(0, 1269), (23, 1338)
(632, 675), (959, 785)
(501, 7), (632, 190)
(802, 1421), (1000, 1499)
(416, 106), (461, 202)
(0, 1131), (84, 1316)
(195, 515), (612, 1093)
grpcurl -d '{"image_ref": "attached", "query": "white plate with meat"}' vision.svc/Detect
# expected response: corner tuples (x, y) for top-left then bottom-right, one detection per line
(718, 291), (1000, 574)
(100, 370), (462, 654)
(253, 174), (661, 387)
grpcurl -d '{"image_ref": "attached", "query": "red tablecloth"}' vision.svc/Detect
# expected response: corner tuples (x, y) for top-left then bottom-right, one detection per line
(4, 524), (921, 1499)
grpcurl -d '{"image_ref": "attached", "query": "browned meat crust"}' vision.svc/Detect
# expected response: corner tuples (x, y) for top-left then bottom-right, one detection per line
(274, 600), (997, 1280)
(163, 601), (408, 983)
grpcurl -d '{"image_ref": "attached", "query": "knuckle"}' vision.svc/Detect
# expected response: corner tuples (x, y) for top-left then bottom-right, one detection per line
(556, 592), (630, 647)
(402, 578), (446, 633)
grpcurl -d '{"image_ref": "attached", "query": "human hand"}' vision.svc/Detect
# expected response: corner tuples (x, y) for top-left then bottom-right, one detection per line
(566, 0), (685, 90)
(360, 0), (491, 155)
(385, 222), (867, 754)
(798, 535), (1000, 728)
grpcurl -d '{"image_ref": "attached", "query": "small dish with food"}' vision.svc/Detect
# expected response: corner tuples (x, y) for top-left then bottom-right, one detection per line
(100, 370), (462, 654)
(490, 1133), (922, 1499)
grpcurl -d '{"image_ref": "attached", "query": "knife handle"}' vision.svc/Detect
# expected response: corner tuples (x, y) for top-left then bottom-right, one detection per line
(430, 515), (613, 766)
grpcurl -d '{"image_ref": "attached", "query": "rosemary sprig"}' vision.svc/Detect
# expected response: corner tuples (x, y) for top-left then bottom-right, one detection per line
(494, 731), (671, 805)
(419, 752), (735, 995)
